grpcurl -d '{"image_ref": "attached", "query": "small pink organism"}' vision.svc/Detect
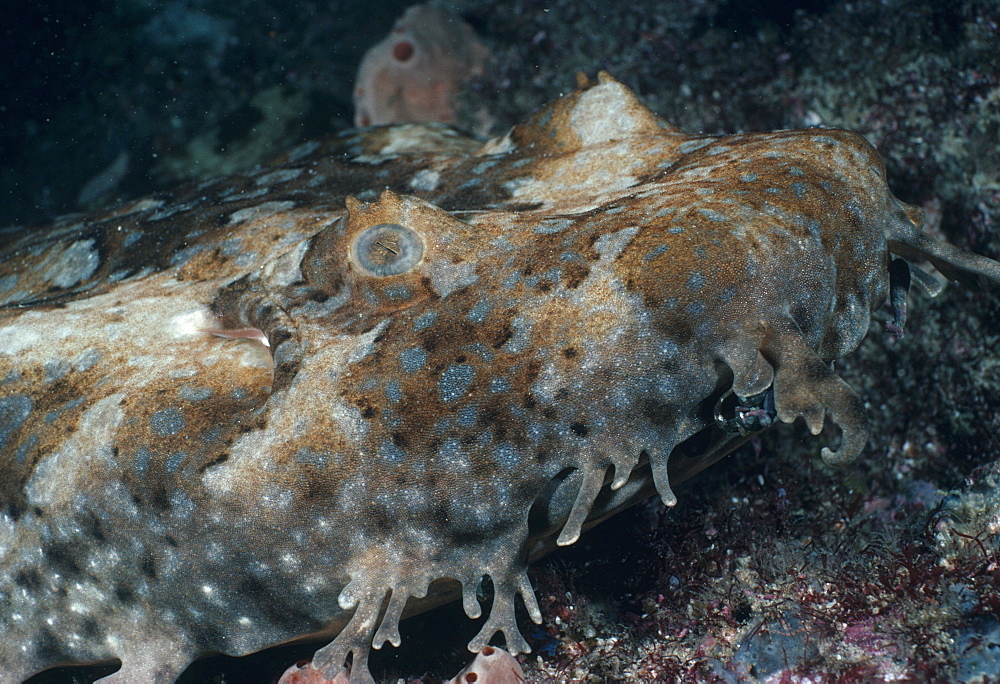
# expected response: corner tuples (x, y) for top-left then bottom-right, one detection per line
(353, 4), (489, 127)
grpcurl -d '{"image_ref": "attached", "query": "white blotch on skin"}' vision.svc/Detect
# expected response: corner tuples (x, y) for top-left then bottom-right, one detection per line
(0, 320), (41, 355)
(170, 308), (216, 340)
(409, 169), (441, 192)
(24, 394), (126, 507)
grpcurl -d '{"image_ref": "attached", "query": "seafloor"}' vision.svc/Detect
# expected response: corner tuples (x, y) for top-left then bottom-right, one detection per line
(5, 0), (999, 682)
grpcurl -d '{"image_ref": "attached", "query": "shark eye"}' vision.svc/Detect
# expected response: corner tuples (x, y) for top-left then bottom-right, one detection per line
(350, 223), (424, 277)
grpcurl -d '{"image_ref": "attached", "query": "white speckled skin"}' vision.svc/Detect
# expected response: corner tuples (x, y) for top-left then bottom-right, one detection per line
(1, 73), (998, 683)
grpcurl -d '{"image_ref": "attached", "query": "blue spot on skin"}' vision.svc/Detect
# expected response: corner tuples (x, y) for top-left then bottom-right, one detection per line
(698, 208), (726, 221)
(669, 226), (685, 234)
(644, 244), (670, 262)
(385, 380), (402, 403)
(467, 299), (492, 323)
(414, 311), (437, 331)
(660, 340), (680, 357)
(490, 378), (511, 394)
(73, 348), (101, 372)
(687, 272), (706, 291)
(494, 443), (519, 467)
(166, 451), (186, 473)
(179, 385), (212, 402)
(458, 405), (478, 426)
(740, 172), (759, 182)
(543, 267), (561, 283)
(150, 407), (185, 436)
(170, 244), (206, 267)
(380, 441), (406, 463)
(44, 359), (70, 383)
(535, 218), (574, 234)
(45, 396), (85, 423)
(385, 285), (413, 299)
(678, 138), (713, 153)
(791, 182), (807, 199)
(381, 406), (400, 429)
(169, 489), (194, 517)
(720, 286), (736, 303)
(456, 178), (481, 191)
(504, 317), (532, 354)
(135, 446), (151, 475)
(687, 302), (706, 315)
(472, 160), (498, 174)
(789, 167), (806, 177)
(440, 364), (475, 403)
(15, 433), (39, 464)
(400, 347), (427, 373)
(433, 418), (451, 436)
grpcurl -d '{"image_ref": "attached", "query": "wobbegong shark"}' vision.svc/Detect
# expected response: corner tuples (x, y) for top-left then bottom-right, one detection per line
(1, 73), (998, 682)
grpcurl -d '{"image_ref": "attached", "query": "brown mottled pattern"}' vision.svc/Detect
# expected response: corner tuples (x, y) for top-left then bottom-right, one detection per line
(0, 73), (997, 683)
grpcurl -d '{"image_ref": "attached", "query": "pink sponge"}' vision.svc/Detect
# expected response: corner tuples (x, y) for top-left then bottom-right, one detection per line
(353, 4), (489, 127)
(446, 646), (525, 684)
